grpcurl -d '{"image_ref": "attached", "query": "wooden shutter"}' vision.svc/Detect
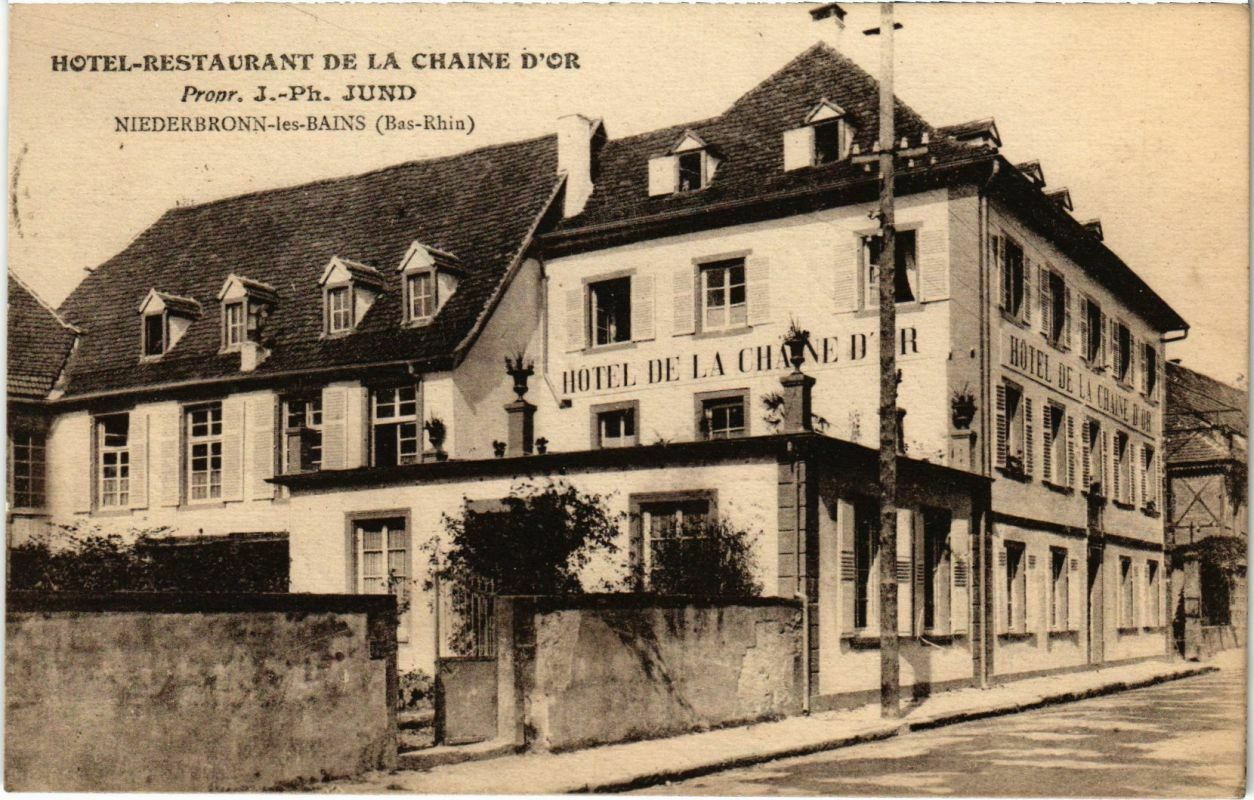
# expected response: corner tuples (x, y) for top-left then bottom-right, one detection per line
(1099, 311), (1110, 369)
(320, 386), (347, 470)
(996, 544), (1008, 633)
(1101, 428), (1111, 496)
(250, 394), (276, 501)
(746, 256), (771, 326)
(672, 265), (695, 336)
(128, 410), (148, 510)
(839, 500), (857, 635)
(647, 156), (676, 196)
(1041, 404), (1053, 482)
(833, 236), (859, 312)
(1081, 419), (1091, 490)
(1079, 298), (1090, 361)
(158, 407), (181, 507)
(1022, 258), (1033, 324)
(1024, 550), (1036, 634)
(631, 274), (655, 342)
(1127, 335), (1138, 388)
(917, 226), (948, 302)
(1139, 342), (1149, 394)
(1107, 316), (1118, 373)
(995, 383), (1008, 469)
(991, 235), (1007, 310)
(896, 510), (913, 636)
(221, 397), (245, 503)
(1038, 267), (1051, 336)
(1063, 285), (1073, 350)
(1067, 413), (1077, 488)
(783, 126), (814, 171)
(951, 550), (969, 636)
(1068, 553), (1082, 631)
(564, 287), (585, 351)
(1024, 397), (1035, 476)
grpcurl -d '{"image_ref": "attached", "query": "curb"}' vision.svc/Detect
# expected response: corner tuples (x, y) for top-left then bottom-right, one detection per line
(580, 664), (1219, 794)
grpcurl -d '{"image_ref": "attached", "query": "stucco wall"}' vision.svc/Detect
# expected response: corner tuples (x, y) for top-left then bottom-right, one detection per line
(5, 592), (396, 792)
(497, 595), (802, 752)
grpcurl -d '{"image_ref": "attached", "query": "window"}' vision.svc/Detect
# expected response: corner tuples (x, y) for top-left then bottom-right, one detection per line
(1147, 560), (1161, 627)
(853, 499), (878, 630)
(814, 119), (841, 164)
(1044, 270), (1067, 347)
(1112, 320), (1132, 384)
(864, 230), (919, 306)
(1143, 343), (1159, 398)
(1050, 547), (1069, 631)
(282, 396), (323, 474)
(187, 403), (223, 502)
(594, 403), (637, 449)
(10, 429), (46, 509)
(1142, 445), (1159, 509)
(1082, 298), (1103, 364)
(1003, 381), (1026, 474)
(677, 151), (704, 192)
(1114, 431), (1131, 503)
(700, 259), (747, 331)
(371, 385), (420, 466)
(922, 508), (952, 632)
(143, 313), (165, 357)
(1043, 403), (1067, 485)
(1119, 557), (1134, 628)
(352, 516), (410, 642)
(1004, 541), (1027, 633)
(96, 414), (130, 508)
(1000, 239), (1026, 320)
(222, 301), (246, 349)
(406, 271), (436, 322)
(326, 285), (353, 333)
(1084, 418), (1104, 495)
(634, 493), (714, 585)
(698, 391), (747, 440)
(590, 277), (632, 346)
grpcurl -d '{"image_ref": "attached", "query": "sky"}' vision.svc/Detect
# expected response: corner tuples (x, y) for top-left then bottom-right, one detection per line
(8, 3), (1249, 386)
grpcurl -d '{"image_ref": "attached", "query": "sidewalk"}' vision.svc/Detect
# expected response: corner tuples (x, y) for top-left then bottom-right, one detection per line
(324, 652), (1236, 795)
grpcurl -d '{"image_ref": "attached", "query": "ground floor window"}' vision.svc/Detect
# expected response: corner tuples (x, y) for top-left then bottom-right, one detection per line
(96, 413), (130, 508)
(1004, 540), (1027, 633)
(282, 395), (323, 473)
(1050, 547), (1069, 631)
(697, 389), (747, 440)
(593, 401), (638, 449)
(9, 429), (46, 509)
(853, 499), (879, 630)
(922, 508), (952, 632)
(351, 515), (410, 642)
(631, 491), (715, 587)
(1119, 556), (1135, 628)
(1147, 559), (1161, 627)
(186, 402), (223, 501)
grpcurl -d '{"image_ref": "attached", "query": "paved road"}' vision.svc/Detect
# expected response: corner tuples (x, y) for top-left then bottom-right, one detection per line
(634, 662), (1246, 797)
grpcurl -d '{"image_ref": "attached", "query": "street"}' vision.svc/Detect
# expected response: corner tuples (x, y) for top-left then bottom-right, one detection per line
(635, 661), (1246, 798)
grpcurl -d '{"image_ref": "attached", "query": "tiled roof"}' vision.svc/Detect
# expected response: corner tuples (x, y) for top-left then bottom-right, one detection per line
(56, 135), (560, 397)
(7, 274), (78, 401)
(1166, 362), (1248, 465)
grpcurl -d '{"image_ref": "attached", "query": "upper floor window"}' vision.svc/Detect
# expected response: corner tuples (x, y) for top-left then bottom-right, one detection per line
(9, 429), (46, 509)
(1081, 297), (1105, 366)
(701, 259), (747, 331)
(590, 277), (632, 346)
(1113, 430), (1132, 504)
(138, 289), (200, 359)
(96, 413), (130, 508)
(996, 380), (1028, 477)
(282, 395), (323, 474)
(1041, 268), (1069, 348)
(398, 242), (461, 326)
(187, 403), (223, 502)
(783, 100), (855, 170)
(1142, 343), (1159, 398)
(594, 401), (638, 449)
(1083, 417), (1104, 496)
(677, 152), (704, 192)
(698, 389), (748, 440)
(143, 313), (166, 357)
(647, 131), (721, 196)
(998, 238), (1027, 321)
(1042, 402), (1068, 486)
(217, 274), (277, 352)
(371, 385), (420, 467)
(1112, 320), (1132, 384)
(319, 256), (383, 336)
(327, 286), (353, 333)
(863, 229), (918, 306)
(407, 272), (436, 321)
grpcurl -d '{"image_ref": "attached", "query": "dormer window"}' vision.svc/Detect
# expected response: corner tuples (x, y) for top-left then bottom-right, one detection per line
(648, 130), (721, 197)
(784, 100), (856, 171)
(138, 289), (200, 360)
(319, 256), (384, 336)
(397, 242), (462, 326)
(217, 274), (277, 352)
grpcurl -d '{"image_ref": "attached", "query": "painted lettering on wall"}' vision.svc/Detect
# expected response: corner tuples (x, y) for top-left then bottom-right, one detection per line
(560, 327), (922, 397)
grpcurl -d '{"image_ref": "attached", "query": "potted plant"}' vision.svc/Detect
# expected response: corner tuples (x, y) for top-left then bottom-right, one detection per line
(782, 319), (811, 370)
(504, 352), (535, 400)
(535, 437), (549, 455)
(423, 417), (448, 461)
(492, 440), (507, 458)
(951, 385), (977, 430)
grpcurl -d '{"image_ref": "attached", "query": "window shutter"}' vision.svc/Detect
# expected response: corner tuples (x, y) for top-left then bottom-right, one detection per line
(1099, 311), (1110, 368)
(1127, 335), (1138, 387)
(1101, 428), (1111, 496)
(672, 265), (695, 336)
(1109, 317), (1119, 374)
(631, 274), (656, 342)
(250, 395), (276, 501)
(1022, 258), (1033, 324)
(1081, 419), (1091, 490)
(158, 407), (181, 507)
(1079, 299), (1090, 361)
(783, 126), (814, 171)
(320, 386), (347, 470)
(833, 237), (859, 312)
(1042, 405), (1053, 482)
(995, 383), (1008, 469)
(1063, 285), (1073, 350)
(1068, 553), (1082, 631)
(896, 510), (913, 636)
(1024, 550), (1036, 634)
(839, 501), (857, 635)
(991, 235), (1007, 310)
(647, 156), (677, 196)
(746, 256), (771, 326)
(1112, 438), (1122, 502)
(1038, 267), (1051, 336)
(996, 544), (1009, 633)
(220, 397), (245, 503)
(951, 551), (969, 636)
(1067, 413), (1077, 488)
(564, 287), (585, 352)
(1024, 396), (1034, 476)
(128, 411), (149, 510)
(917, 226), (948, 302)
(1139, 342), (1149, 394)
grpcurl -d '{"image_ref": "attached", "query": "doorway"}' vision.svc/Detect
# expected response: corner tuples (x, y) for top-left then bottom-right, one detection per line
(1087, 545), (1104, 665)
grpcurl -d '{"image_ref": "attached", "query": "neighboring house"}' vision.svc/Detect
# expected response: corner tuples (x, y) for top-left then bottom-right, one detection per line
(1165, 362), (1247, 633)
(6, 274), (78, 544)
(17, 44), (1186, 701)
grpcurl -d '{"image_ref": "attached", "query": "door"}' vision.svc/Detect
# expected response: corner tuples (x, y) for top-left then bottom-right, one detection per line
(1087, 545), (1104, 665)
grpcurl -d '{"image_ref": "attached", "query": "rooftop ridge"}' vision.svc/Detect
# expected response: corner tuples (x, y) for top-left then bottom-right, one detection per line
(9, 271), (81, 334)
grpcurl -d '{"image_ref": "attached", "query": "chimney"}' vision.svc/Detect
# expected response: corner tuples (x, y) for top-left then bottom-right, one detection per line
(556, 114), (604, 218)
(809, 3), (847, 50)
(1081, 218), (1104, 241)
(239, 340), (269, 372)
(506, 399), (536, 455)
